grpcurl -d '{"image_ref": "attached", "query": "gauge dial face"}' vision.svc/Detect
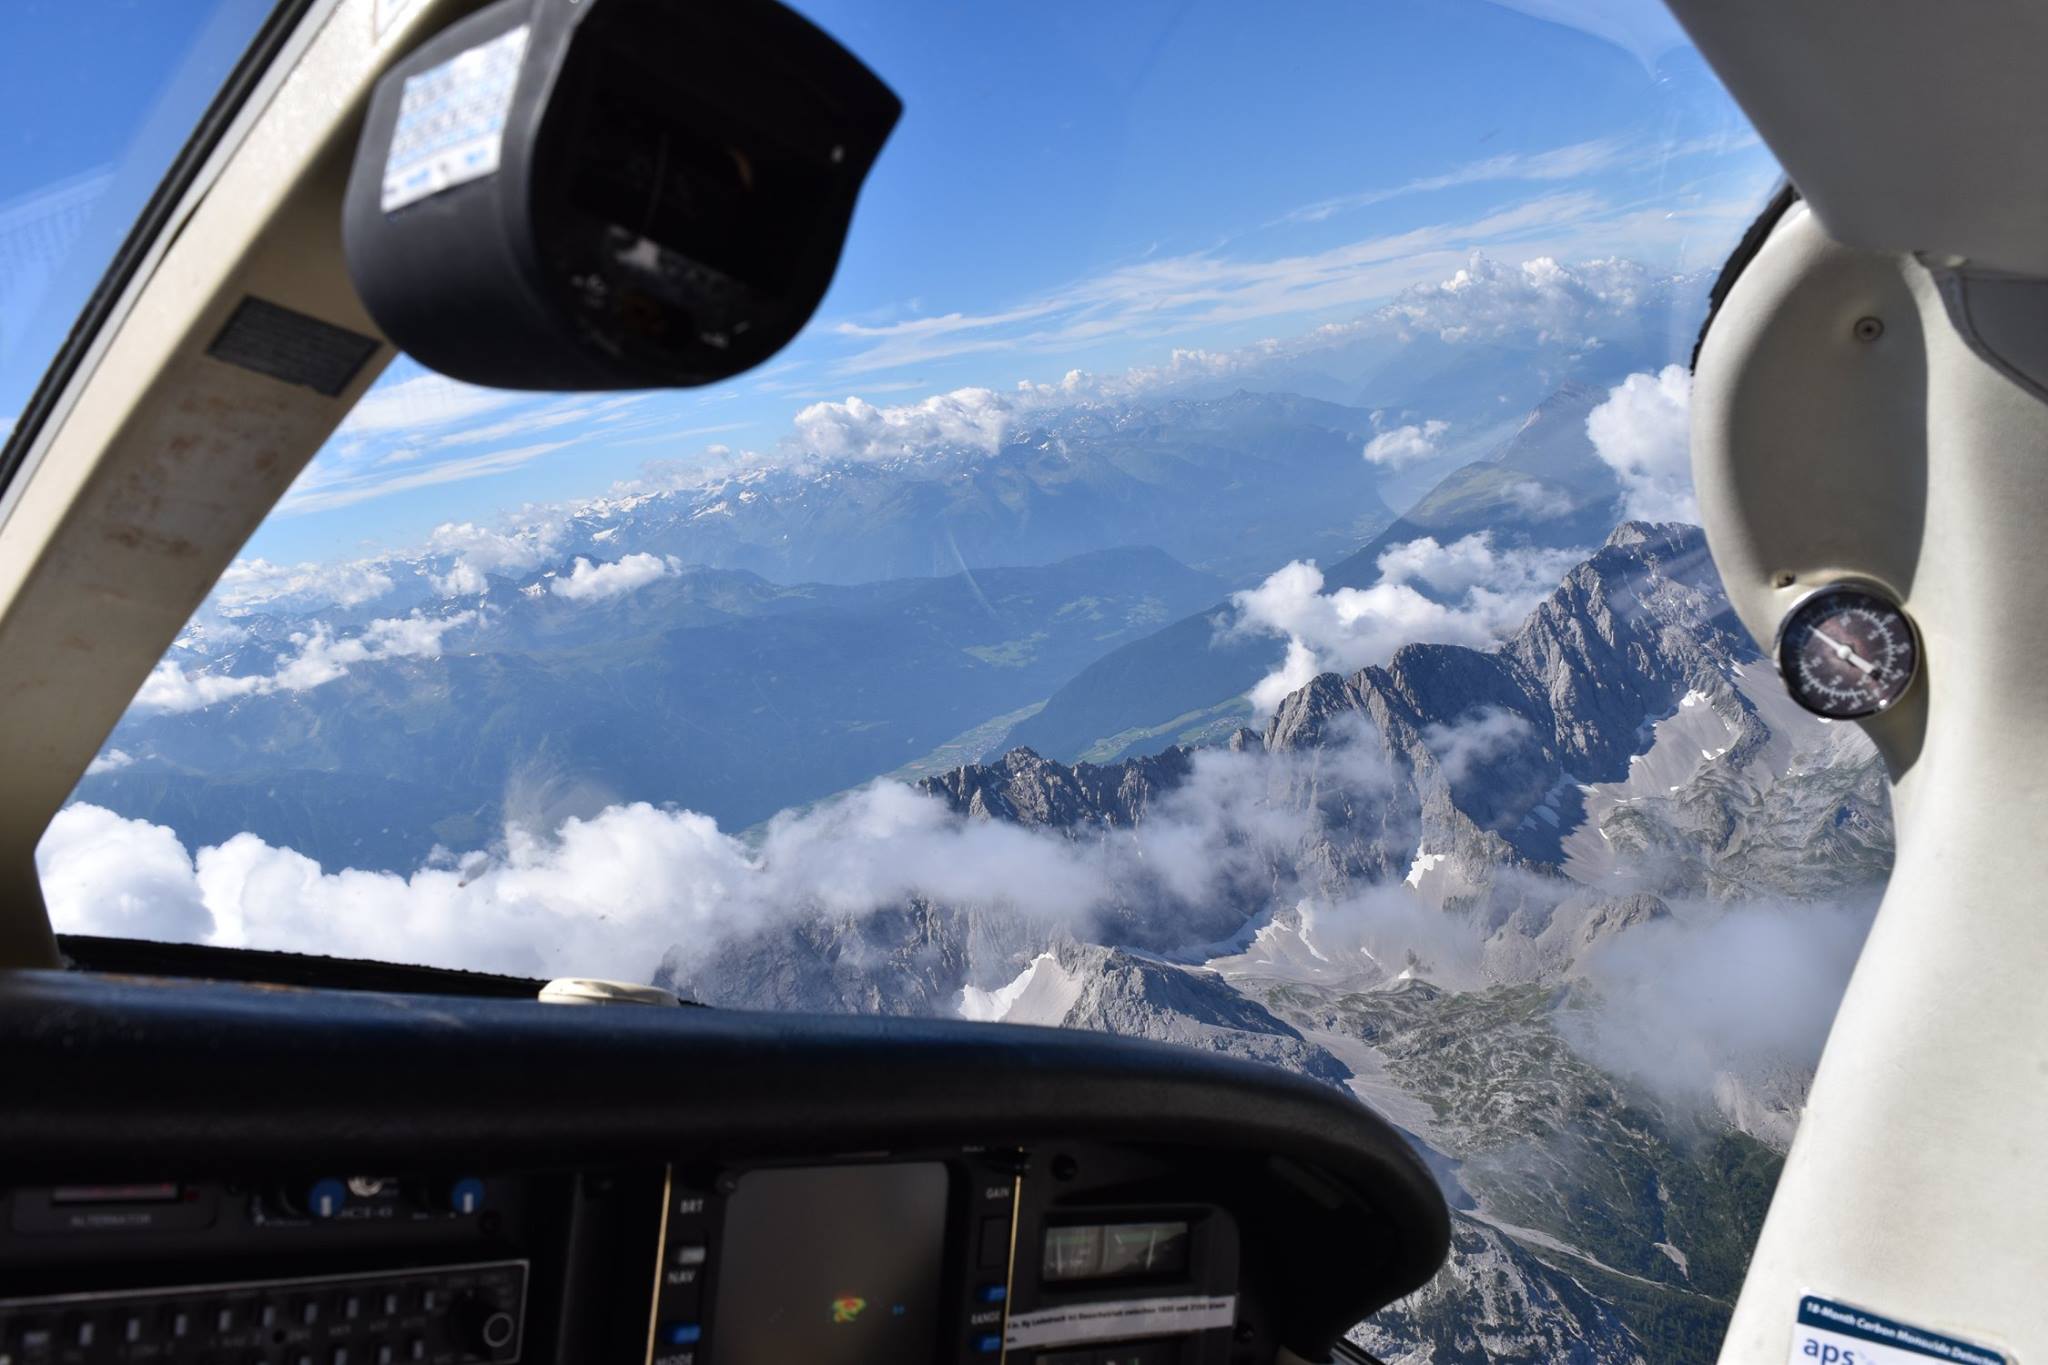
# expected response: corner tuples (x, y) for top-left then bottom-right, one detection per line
(1776, 584), (1918, 719)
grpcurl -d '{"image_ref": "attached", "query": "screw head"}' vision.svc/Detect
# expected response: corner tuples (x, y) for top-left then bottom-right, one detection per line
(1853, 316), (1884, 342)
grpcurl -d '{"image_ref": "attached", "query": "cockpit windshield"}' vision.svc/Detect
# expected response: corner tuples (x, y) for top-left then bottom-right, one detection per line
(23, 1), (1887, 1356)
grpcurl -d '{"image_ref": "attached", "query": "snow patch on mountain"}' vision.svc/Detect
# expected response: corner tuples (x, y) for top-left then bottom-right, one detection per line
(955, 950), (1084, 1024)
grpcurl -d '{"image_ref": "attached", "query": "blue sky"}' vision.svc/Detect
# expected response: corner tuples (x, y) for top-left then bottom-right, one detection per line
(2, 0), (1778, 564)
(0, 0), (276, 428)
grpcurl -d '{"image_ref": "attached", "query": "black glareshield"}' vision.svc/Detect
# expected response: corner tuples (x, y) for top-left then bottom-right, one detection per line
(342, 0), (901, 391)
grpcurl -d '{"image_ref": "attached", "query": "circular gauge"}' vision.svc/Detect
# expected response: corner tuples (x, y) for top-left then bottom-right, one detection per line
(1774, 582), (1919, 719)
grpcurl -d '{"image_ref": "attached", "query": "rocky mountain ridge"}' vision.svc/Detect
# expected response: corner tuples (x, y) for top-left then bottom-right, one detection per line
(661, 522), (1892, 1363)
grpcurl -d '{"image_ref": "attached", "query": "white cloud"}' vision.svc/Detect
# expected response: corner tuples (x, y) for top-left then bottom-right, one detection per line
(792, 388), (1015, 461)
(431, 562), (487, 597)
(1421, 707), (1534, 783)
(336, 373), (525, 436)
(133, 666), (272, 713)
(1362, 419), (1451, 469)
(425, 520), (564, 597)
(430, 394), (648, 448)
(1279, 137), (1634, 226)
(134, 611), (475, 714)
(1501, 478), (1577, 519)
(781, 249), (1699, 479)
(85, 748), (134, 776)
(281, 440), (574, 515)
(1378, 253), (1660, 346)
(37, 805), (214, 941)
(37, 724), (1399, 980)
(214, 557), (396, 611)
(1562, 897), (1876, 1111)
(829, 193), (1611, 375)
(1229, 534), (1587, 714)
(550, 553), (679, 603)
(1586, 364), (1697, 522)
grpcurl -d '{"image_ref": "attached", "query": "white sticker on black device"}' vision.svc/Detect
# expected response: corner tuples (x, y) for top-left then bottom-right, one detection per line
(1791, 1296), (2007, 1365)
(1004, 1294), (1235, 1350)
(380, 25), (529, 212)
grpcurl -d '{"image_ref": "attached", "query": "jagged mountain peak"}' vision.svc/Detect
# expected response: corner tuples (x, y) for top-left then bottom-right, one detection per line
(917, 745), (1194, 829)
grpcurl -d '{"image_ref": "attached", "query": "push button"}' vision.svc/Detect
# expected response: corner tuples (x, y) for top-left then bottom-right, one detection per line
(975, 1283), (1007, 1304)
(971, 1333), (1003, 1354)
(657, 1323), (702, 1346)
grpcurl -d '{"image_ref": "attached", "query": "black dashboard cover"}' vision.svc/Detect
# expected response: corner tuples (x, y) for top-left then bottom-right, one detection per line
(0, 968), (1448, 1350)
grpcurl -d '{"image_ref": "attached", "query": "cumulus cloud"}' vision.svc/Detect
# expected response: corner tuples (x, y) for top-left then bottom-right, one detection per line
(791, 387), (1016, 461)
(135, 611), (475, 714)
(1229, 534), (1587, 713)
(38, 804), (213, 941)
(214, 557), (396, 612)
(1362, 419), (1451, 469)
(38, 726), (1396, 981)
(84, 749), (134, 776)
(426, 520), (563, 597)
(1586, 364), (1697, 522)
(1378, 254), (1660, 347)
(550, 553), (680, 603)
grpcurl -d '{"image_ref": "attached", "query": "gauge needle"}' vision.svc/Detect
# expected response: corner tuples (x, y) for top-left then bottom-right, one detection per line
(1816, 629), (1879, 676)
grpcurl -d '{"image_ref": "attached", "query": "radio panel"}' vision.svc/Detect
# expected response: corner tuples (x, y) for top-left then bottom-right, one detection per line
(0, 1259), (526, 1365)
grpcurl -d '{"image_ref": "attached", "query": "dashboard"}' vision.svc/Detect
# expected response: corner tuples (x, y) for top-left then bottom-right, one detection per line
(0, 944), (1449, 1365)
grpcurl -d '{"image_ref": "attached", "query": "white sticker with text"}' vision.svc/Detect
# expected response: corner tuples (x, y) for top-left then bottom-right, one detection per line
(380, 25), (529, 212)
(1791, 1296), (2006, 1365)
(1004, 1294), (1236, 1350)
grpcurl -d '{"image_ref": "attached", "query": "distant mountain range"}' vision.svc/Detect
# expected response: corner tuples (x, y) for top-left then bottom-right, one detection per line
(81, 544), (1223, 868)
(542, 390), (1403, 587)
(80, 376), (1632, 870)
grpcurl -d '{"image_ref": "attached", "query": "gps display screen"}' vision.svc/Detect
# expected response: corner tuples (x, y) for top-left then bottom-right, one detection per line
(714, 1163), (950, 1364)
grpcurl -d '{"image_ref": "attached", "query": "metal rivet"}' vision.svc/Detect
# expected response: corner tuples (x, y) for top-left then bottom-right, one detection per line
(1773, 572), (1797, 589)
(1853, 316), (1884, 342)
